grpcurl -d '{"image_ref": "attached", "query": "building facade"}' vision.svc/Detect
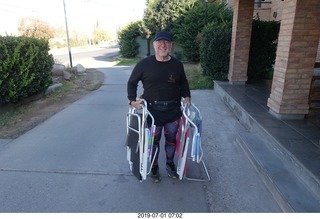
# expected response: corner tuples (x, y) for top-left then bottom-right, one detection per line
(226, 0), (320, 119)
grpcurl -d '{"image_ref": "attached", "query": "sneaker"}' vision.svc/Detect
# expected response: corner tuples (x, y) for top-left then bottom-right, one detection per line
(166, 163), (179, 179)
(151, 166), (161, 183)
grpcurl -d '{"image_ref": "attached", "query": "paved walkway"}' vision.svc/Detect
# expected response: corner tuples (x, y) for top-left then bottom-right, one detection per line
(0, 62), (281, 212)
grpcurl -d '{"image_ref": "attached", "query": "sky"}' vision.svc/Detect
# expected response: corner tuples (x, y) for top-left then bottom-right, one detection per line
(0, 0), (146, 36)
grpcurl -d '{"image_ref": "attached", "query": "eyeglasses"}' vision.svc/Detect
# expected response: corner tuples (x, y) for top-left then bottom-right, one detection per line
(155, 40), (172, 45)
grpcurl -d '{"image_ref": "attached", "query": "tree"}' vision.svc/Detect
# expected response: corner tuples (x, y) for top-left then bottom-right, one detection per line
(92, 28), (111, 45)
(172, 1), (232, 62)
(139, 0), (197, 56)
(200, 22), (232, 80)
(140, 0), (197, 39)
(18, 17), (55, 40)
(118, 21), (142, 58)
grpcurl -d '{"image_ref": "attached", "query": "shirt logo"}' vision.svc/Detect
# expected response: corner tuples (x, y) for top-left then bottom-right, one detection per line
(168, 74), (176, 83)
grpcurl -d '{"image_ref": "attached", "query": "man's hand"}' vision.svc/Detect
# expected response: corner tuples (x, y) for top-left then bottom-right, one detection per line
(129, 99), (143, 110)
(184, 97), (191, 107)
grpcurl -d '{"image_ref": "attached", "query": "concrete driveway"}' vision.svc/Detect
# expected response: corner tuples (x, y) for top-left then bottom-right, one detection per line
(0, 55), (281, 213)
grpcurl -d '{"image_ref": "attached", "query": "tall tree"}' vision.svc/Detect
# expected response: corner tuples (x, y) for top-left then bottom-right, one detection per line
(92, 28), (111, 44)
(18, 17), (55, 40)
(140, 0), (197, 40)
(172, 1), (232, 62)
(139, 0), (197, 56)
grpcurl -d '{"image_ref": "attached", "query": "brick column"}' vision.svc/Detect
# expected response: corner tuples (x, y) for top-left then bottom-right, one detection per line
(267, 0), (320, 119)
(228, 0), (254, 84)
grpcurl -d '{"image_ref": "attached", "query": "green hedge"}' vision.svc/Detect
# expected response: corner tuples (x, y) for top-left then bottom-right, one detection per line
(200, 23), (231, 80)
(0, 36), (54, 104)
(199, 19), (280, 81)
(172, 1), (233, 62)
(118, 21), (141, 58)
(248, 19), (280, 81)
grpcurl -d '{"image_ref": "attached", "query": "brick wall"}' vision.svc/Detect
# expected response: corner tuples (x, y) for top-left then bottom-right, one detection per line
(228, 0), (254, 83)
(270, 0), (284, 21)
(317, 42), (320, 63)
(267, 0), (320, 116)
(254, 8), (271, 20)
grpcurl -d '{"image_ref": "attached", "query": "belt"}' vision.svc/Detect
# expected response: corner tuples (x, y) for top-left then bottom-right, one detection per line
(147, 100), (179, 106)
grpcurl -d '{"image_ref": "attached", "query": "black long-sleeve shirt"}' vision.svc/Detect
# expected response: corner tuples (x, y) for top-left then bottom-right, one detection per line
(127, 55), (191, 102)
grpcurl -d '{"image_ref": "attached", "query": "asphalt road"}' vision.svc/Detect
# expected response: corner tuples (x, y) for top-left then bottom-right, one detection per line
(51, 46), (120, 67)
(0, 48), (281, 213)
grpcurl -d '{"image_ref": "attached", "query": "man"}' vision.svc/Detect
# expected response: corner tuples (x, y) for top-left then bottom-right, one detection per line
(127, 30), (191, 183)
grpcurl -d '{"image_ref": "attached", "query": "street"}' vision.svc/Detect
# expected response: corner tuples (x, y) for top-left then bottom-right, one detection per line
(50, 46), (120, 67)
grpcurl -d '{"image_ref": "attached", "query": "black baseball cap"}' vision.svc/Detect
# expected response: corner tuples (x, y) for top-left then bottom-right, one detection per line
(154, 31), (173, 42)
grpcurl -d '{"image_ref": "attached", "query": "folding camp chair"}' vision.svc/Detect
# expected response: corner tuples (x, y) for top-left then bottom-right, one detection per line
(125, 100), (158, 182)
(176, 101), (211, 182)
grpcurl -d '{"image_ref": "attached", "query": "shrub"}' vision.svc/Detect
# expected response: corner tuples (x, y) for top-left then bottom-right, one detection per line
(0, 36), (54, 104)
(172, 1), (232, 62)
(118, 21), (142, 58)
(200, 23), (231, 80)
(248, 19), (280, 81)
(199, 19), (280, 82)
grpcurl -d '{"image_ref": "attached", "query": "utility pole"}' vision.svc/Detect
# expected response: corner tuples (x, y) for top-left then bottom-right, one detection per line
(63, 0), (73, 68)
